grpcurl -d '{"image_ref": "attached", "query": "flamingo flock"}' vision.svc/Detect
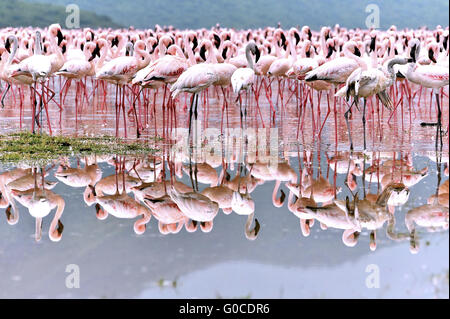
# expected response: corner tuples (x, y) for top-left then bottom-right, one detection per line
(0, 24), (448, 149)
(0, 23), (448, 252)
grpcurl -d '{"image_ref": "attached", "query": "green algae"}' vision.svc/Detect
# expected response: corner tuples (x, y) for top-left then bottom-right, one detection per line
(0, 132), (157, 165)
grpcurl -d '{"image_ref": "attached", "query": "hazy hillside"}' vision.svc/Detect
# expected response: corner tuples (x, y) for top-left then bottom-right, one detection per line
(0, 0), (122, 28)
(23, 0), (449, 30)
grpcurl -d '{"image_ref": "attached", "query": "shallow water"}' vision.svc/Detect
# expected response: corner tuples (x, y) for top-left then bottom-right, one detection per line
(0, 79), (448, 298)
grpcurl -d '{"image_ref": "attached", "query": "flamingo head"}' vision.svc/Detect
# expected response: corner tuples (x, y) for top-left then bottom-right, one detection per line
(4, 35), (16, 53)
(83, 185), (97, 206)
(89, 42), (101, 62)
(210, 32), (221, 50)
(343, 40), (361, 57)
(302, 26), (312, 41)
(247, 41), (260, 63)
(408, 38), (421, 63)
(289, 27), (301, 45)
(49, 220), (64, 242)
(427, 41), (439, 63)
(326, 38), (335, 58)
(200, 221), (213, 233)
(49, 23), (64, 46)
(85, 28), (95, 42)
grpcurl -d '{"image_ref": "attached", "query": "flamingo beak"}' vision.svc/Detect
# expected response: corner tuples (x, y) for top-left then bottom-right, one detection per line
(326, 45), (334, 58)
(213, 34), (221, 49)
(5, 205), (12, 221)
(428, 48), (437, 63)
(410, 44), (417, 63)
(57, 220), (64, 236)
(57, 29), (64, 46)
(221, 46), (228, 60)
(199, 45), (207, 61)
(370, 37), (376, 52)
(294, 32), (300, 45)
(112, 36), (119, 47)
(255, 46), (261, 63)
(5, 38), (11, 53)
(192, 36), (198, 51)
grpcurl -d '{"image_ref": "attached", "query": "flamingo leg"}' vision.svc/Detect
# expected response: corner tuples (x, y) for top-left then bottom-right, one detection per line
(1, 83), (11, 108)
(344, 99), (356, 151)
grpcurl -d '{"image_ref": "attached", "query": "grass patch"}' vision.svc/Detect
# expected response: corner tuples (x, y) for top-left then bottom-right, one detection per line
(0, 132), (157, 165)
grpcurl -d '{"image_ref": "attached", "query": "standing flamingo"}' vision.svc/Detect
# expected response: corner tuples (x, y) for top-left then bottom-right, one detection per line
(231, 41), (260, 129)
(96, 39), (150, 137)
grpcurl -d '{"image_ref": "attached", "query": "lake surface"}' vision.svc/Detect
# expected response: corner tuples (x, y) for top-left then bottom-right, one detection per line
(0, 80), (448, 298)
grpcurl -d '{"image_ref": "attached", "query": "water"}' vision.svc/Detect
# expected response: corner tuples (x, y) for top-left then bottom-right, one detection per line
(0, 79), (448, 298)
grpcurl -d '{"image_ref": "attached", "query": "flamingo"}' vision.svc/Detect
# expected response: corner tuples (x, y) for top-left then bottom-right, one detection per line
(93, 161), (151, 234)
(143, 195), (196, 234)
(404, 203), (449, 254)
(96, 39), (150, 137)
(336, 56), (412, 149)
(201, 185), (234, 214)
(0, 167), (33, 225)
(401, 39), (449, 127)
(205, 39), (237, 132)
(96, 190), (152, 235)
(11, 184), (65, 242)
(167, 185), (219, 233)
(231, 41), (260, 129)
(9, 30), (54, 133)
(55, 41), (97, 110)
(170, 50), (218, 137)
(137, 36), (190, 137)
(54, 160), (102, 205)
(305, 40), (365, 84)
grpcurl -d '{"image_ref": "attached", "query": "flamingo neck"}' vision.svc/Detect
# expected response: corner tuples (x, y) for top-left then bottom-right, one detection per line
(272, 37), (281, 57)
(245, 45), (254, 70)
(289, 37), (297, 61)
(135, 45), (150, 69)
(287, 189), (296, 213)
(184, 36), (196, 66)
(48, 32), (63, 62)
(172, 45), (185, 59)
(49, 197), (65, 241)
(35, 32), (42, 55)
(320, 33), (327, 57)
(370, 48), (378, 69)
(114, 38), (126, 58)
(35, 217), (43, 241)
(345, 48), (367, 70)
(7, 36), (18, 66)
(207, 45), (218, 64)
(96, 46), (108, 72)
(300, 43), (308, 59)
(158, 40), (167, 57)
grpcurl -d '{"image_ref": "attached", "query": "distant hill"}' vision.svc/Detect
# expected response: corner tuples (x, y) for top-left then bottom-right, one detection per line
(23, 0), (449, 30)
(0, 0), (122, 28)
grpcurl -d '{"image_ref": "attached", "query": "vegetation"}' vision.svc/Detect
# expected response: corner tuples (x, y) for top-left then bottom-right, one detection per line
(0, 0), (122, 28)
(0, 132), (155, 165)
(23, 0), (449, 30)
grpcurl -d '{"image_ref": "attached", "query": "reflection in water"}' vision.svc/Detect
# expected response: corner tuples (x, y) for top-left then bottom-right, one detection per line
(1, 133), (448, 256)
